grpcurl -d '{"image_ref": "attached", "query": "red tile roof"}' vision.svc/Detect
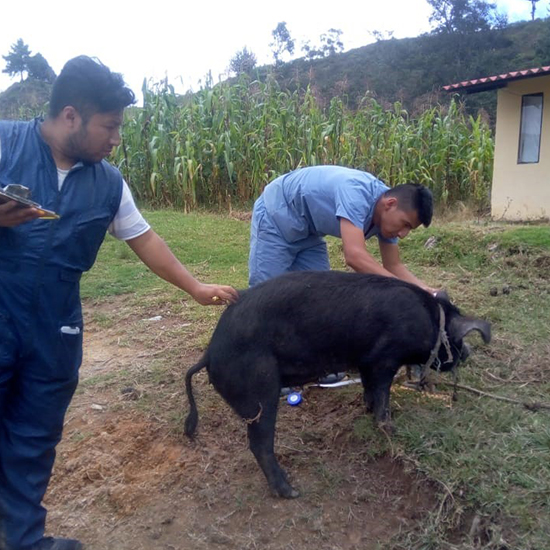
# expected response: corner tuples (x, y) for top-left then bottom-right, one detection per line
(443, 65), (550, 94)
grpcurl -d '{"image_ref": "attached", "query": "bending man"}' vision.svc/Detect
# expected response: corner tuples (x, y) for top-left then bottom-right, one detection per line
(249, 165), (436, 292)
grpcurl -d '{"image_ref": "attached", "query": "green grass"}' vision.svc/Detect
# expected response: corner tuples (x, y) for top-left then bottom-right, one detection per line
(81, 211), (550, 549)
(496, 226), (550, 251)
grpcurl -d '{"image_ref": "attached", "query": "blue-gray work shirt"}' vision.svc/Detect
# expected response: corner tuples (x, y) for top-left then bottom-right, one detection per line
(261, 165), (397, 244)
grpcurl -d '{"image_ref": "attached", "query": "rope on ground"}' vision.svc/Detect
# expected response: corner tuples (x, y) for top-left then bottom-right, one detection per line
(433, 376), (550, 411)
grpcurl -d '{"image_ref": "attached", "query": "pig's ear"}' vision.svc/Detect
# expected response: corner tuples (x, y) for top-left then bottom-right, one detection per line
(449, 316), (491, 343)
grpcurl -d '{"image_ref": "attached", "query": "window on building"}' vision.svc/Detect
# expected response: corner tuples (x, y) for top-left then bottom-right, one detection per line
(518, 93), (543, 164)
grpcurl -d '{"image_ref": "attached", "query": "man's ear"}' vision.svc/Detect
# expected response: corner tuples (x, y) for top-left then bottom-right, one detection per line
(60, 106), (80, 128)
(385, 196), (398, 210)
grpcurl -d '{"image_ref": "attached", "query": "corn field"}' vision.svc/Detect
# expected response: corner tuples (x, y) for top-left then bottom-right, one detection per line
(113, 75), (493, 212)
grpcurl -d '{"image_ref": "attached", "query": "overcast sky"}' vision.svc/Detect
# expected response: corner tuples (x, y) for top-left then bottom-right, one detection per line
(0, 0), (546, 103)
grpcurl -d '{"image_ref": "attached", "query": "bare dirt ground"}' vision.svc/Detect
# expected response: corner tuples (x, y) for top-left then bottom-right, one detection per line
(44, 299), (439, 550)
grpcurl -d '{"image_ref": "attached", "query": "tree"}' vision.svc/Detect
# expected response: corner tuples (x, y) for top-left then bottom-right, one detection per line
(270, 22), (295, 65)
(369, 30), (395, 42)
(525, 0), (541, 21)
(302, 29), (345, 60)
(229, 47), (257, 75)
(426, 0), (504, 34)
(301, 40), (320, 60)
(534, 18), (550, 61)
(2, 38), (32, 81)
(2, 40), (56, 84)
(27, 53), (56, 83)
(319, 29), (344, 56)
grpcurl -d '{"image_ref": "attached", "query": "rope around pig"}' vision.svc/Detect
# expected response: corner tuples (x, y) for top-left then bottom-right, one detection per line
(418, 305), (550, 411)
(419, 304), (454, 388)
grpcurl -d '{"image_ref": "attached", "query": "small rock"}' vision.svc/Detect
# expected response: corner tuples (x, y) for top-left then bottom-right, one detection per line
(489, 287), (499, 297)
(424, 236), (438, 249)
(120, 386), (140, 400)
(144, 315), (162, 322)
(502, 284), (511, 295)
(208, 533), (232, 545)
(469, 514), (482, 538)
(90, 403), (104, 411)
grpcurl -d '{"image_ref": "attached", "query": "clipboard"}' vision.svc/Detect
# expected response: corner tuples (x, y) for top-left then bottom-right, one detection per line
(0, 184), (60, 219)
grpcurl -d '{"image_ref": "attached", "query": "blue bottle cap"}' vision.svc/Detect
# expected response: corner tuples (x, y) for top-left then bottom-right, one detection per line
(287, 392), (302, 406)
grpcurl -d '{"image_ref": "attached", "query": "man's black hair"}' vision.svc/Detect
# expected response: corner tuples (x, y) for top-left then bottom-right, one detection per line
(49, 56), (135, 121)
(385, 183), (433, 227)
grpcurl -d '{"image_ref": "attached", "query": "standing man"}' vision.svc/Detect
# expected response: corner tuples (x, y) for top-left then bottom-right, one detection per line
(249, 165), (437, 292)
(0, 56), (238, 550)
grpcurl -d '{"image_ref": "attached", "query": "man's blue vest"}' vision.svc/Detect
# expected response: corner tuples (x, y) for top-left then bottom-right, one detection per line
(0, 120), (125, 549)
(0, 118), (123, 278)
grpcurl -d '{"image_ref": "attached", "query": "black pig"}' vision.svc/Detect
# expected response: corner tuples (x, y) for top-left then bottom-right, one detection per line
(184, 271), (490, 498)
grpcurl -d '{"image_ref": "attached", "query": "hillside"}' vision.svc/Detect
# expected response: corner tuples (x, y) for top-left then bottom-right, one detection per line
(258, 18), (550, 120)
(0, 79), (50, 120)
(1, 18), (549, 122)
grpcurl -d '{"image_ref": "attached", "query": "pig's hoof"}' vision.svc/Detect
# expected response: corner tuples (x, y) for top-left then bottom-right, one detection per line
(273, 485), (300, 498)
(377, 421), (396, 436)
(284, 487), (300, 499)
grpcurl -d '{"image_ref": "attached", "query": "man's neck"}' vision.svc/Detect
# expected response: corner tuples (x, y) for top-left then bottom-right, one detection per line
(40, 119), (76, 170)
(372, 196), (385, 227)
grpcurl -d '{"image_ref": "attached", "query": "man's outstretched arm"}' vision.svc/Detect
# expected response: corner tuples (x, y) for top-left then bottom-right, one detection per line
(127, 229), (239, 305)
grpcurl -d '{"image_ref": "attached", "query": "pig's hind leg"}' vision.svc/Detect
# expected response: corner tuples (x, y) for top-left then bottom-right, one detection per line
(247, 401), (299, 498)
(225, 355), (299, 498)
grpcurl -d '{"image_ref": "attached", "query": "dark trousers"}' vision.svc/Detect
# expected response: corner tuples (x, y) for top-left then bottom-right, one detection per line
(0, 268), (83, 549)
